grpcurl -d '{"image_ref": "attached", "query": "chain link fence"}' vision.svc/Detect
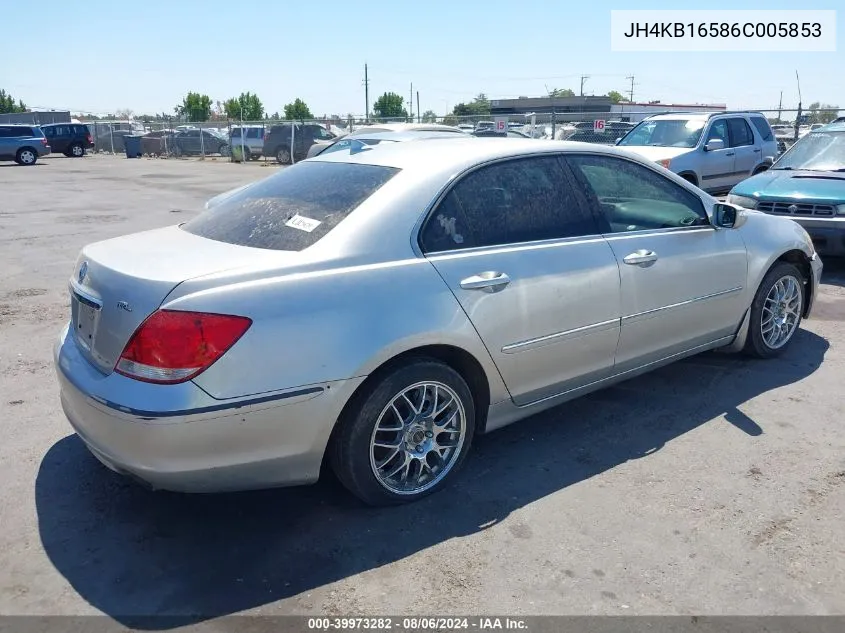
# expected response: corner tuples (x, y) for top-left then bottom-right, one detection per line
(78, 107), (844, 162)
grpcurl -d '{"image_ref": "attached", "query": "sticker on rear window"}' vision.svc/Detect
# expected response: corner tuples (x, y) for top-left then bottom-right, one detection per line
(285, 214), (322, 232)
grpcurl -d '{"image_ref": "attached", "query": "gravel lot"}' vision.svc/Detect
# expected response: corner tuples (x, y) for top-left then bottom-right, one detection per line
(1, 155), (843, 623)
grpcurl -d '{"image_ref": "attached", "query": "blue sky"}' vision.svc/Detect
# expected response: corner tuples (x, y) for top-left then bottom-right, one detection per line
(0, 0), (841, 117)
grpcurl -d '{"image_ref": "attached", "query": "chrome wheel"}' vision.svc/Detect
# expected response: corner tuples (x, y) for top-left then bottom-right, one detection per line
(369, 381), (467, 495)
(18, 149), (36, 164)
(761, 275), (801, 350)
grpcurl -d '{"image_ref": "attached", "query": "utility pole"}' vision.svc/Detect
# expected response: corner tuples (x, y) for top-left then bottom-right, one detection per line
(794, 70), (802, 142)
(777, 91), (783, 123)
(626, 75), (636, 103)
(409, 82), (413, 122)
(416, 91), (421, 123)
(580, 75), (590, 97)
(364, 63), (369, 123)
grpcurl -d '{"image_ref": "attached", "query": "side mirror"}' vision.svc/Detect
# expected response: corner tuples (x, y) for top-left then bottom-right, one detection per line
(713, 202), (739, 228)
(704, 138), (725, 152)
(615, 137), (622, 144)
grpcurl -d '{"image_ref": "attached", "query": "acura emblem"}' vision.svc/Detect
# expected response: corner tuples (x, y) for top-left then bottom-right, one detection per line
(788, 204), (799, 214)
(78, 261), (88, 284)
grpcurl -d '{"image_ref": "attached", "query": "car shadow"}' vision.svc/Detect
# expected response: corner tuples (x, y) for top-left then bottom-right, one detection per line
(36, 330), (828, 627)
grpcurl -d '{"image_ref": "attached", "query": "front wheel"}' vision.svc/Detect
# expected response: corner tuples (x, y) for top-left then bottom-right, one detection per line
(744, 262), (804, 358)
(330, 359), (476, 506)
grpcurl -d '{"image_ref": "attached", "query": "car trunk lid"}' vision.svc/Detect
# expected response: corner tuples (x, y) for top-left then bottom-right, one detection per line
(69, 225), (291, 374)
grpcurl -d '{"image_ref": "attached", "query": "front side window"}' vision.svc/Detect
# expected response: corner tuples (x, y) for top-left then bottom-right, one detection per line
(565, 154), (708, 233)
(420, 156), (598, 253)
(706, 120), (729, 144)
(182, 161), (400, 251)
(727, 118), (754, 147)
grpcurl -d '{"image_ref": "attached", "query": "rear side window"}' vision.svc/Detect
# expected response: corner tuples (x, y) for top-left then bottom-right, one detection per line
(420, 156), (598, 252)
(4, 126), (34, 137)
(247, 127), (263, 138)
(750, 116), (773, 141)
(182, 161), (400, 251)
(727, 118), (754, 147)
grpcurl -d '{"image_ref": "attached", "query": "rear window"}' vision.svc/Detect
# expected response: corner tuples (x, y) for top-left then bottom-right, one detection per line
(182, 161), (400, 251)
(1, 126), (34, 137)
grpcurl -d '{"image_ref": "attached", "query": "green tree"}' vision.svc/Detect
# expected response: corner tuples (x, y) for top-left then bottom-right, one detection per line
(452, 93), (491, 117)
(283, 98), (313, 121)
(549, 88), (575, 98)
(421, 109), (438, 123)
(606, 90), (627, 104)
(807, 102), (839, 124)
(0, 89), (27, 114)
(373, 92), (408, 120)
(176, 92), (212, 122)
(223, 92), (264, 121)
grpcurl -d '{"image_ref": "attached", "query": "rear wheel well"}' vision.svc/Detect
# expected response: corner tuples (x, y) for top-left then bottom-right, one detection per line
(333, 344), (491, 440)
(775, 249), (813, 316)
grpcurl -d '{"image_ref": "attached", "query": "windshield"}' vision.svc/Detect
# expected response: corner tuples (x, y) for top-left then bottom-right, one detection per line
(773, 131), (845, 171)
(182, 161), (400, 251)
(617, 119), (706, 148)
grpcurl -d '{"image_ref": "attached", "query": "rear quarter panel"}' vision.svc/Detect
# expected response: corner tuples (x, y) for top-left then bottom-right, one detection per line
(164, 258), (510, 405)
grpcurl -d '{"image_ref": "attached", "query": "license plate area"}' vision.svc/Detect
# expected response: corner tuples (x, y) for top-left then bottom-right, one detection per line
(71, 292), (101, 351)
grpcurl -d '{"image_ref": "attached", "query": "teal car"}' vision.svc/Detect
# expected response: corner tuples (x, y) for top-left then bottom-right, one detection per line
(727, 122), (845, 256)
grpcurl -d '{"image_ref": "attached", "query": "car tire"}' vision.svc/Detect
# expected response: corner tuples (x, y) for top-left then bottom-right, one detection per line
(69, 143), (85, 157)
(744, 261), (804, 359)
(276, 147), (291, 164)
(15, 147), (37, 165)
(330, 358), (476, 506)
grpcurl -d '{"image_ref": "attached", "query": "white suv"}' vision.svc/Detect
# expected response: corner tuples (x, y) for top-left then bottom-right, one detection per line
(616, 112), (779, 194)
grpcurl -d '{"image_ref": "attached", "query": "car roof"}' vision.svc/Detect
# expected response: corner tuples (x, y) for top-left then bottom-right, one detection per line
(312, 136), (648, 172)
(350, 123), (461, 135)
(815, 122), (845, 133)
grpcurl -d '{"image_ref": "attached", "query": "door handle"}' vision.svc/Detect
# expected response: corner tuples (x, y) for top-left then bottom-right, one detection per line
(623, 250), (659, 266)
(460, 272), (511, 292)
(725, 151), (735, 156)
(753, 148), (761, 152)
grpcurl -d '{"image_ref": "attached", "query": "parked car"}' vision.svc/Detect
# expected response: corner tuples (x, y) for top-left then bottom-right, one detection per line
(264, 122), (336, 164)
(727, 121), (845, 256)
(229, 125), (265, 159)
(306, 130), (466, 159)
(0, 124), (50, 165)
(472, 129), (531, 138)
(55, 138), (822, 505)
(566, 122), (634, 144)
(457, 124), (475, 134)
(168, 128), (230, 157)
(306, 125), (464, 159)
(40, 123), (93, 157)
(617, 111), (779, 194)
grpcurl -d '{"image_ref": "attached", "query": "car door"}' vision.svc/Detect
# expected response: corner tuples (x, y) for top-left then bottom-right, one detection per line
(181, 129), (201, 154)
(564, 153), (748, 373)
(727, 117), (759, 182)
(420, 155), (621, 406)
(0, 126), (12, 157)
(698, 119), (736, 192)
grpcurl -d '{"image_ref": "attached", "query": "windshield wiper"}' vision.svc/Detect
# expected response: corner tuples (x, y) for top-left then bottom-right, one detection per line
(771, 166), (793, 170)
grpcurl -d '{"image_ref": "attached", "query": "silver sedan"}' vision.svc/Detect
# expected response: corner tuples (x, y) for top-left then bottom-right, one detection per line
(54, 138), (822, 505)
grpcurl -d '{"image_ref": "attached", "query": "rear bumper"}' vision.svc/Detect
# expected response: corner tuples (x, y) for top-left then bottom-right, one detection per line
(54, 323), (366, 492)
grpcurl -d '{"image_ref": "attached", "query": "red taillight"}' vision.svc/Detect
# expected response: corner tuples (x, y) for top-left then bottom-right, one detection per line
(87, 134), (93, 144)
(115, 310), (252, 384)
(41, 138), (48, 145)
